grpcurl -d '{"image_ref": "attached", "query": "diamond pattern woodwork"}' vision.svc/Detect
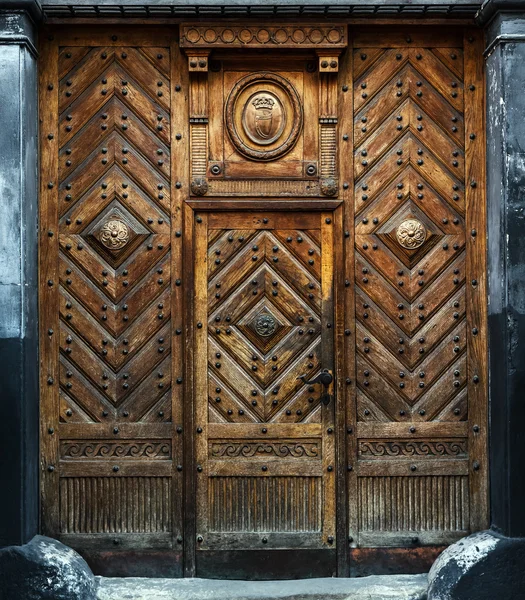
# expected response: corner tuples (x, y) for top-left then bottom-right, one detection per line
(349, 36), (488, 548)
(57, 46), (172, 423)
(39, 27), (487, 569)
(195, 213), (335, 550)
(354, 47), (467, 418)
(38, 35), (181, 551)
(208, 228), (323, 423)
(82, 202), (150, 267)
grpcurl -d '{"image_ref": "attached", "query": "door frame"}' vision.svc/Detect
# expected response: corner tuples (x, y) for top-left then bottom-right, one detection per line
(37, 21), (488, 579)
(182, 199), (346, 577)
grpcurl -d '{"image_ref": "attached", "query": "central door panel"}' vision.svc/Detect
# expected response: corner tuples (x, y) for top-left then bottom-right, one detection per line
(193, 211), (336, 576)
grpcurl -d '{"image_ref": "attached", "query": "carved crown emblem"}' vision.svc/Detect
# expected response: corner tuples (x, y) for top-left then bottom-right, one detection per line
(252, 96), (275, 111)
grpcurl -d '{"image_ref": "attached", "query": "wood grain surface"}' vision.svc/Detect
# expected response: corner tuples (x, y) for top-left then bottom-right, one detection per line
(39, 23), (488, 576)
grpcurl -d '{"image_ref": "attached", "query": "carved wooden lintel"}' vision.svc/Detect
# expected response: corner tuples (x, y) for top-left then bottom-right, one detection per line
(180, 24), (347, 50)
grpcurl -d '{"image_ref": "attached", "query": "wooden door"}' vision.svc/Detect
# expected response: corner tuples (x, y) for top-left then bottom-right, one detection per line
(191, 211), (337, 578)
(39, 28), (186, 576)
(39, 22), (488, 579)
(180, 26), (346, 576)
(344, 27), (488, 571)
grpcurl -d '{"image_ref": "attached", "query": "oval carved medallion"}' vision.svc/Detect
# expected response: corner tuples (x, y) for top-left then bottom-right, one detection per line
(254, 314), (277, 337)
(242, 92), (285, 146)
(396, 219), (427, 249)
(99, 219), (130, 250)
(225, 72), (303, 161)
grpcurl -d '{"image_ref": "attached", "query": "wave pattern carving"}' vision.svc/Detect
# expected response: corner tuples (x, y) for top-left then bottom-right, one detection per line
(210, 441), (319, 458)
(60, 441), (172, 459)
(359, 439), (467, 458)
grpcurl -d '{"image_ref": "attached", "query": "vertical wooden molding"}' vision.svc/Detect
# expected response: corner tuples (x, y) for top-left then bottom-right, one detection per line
(333, 203), (348, 576)
(193, 211), (209, 557)
(207, 63), (224, 176)
(179, 41), (197, 573)
(171, 36), (188, 563)
(183, 201), (196, 576)
(39, 30), (60, 538)
(464, 28), (489, 532)
(188, 52), (210, 197)
(318, 51), (340, 197)
(321, 211), (336, 554)
(338, 44), (355, 575)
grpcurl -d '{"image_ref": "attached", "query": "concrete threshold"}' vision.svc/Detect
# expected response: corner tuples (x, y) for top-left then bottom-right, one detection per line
(96, 574), (428, 600)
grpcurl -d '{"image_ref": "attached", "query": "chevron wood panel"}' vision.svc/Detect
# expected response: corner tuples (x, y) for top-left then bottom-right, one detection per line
(39, 25), (487, 575)
(39, 32), (182, 554)
(193, 212), (336, 550)
(350, 36), (487, 546)
(58, 44), (172, 424)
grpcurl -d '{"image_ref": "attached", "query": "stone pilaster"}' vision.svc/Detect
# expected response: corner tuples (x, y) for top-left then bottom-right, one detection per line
(483, 0), (525, 540)
(0, 1), (41, 547)
(429, 2), (525, 596)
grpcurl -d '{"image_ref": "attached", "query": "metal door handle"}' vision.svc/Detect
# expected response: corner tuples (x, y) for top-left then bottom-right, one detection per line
(297, 368), (333, 387)
(297, 369), (333, 405)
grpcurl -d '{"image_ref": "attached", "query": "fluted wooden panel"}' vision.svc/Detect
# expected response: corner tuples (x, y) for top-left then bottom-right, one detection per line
(358, 475), (469, 532)
(208, 476), (322, 533)
(60, 476), (172, 533)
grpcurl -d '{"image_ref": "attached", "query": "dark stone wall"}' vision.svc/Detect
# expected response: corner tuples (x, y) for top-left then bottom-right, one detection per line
(0, 10), (39, 547)
(485, 11), (525, 539)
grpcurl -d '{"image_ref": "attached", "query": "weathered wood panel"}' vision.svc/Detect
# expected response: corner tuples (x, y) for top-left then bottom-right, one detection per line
(39, 22), (488, 577)
(40, 28), (182, 565)
(192, 211), (336, 552)
(348, 27), (488, 548)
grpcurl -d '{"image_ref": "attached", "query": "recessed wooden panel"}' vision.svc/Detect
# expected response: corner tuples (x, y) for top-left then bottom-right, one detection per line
(39, 28), (184, 568)
(192, 211), (336, 554)
(59, 476), (173, 533)
(182, 26), (346, 198)
(347, 29), (488, 550)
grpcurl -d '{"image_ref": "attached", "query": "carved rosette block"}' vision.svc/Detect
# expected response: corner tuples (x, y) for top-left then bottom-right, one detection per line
(191, 177), (209, 196)
(99, 219), (130, 250)
(320, 178), (338, 197)
(254, 313), (277, 337)
(83, 204), (150, 267)
(396, 219), (427, 249)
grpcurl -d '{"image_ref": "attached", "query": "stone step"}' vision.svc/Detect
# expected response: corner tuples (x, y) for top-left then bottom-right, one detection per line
(96, 574), (429, 600)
